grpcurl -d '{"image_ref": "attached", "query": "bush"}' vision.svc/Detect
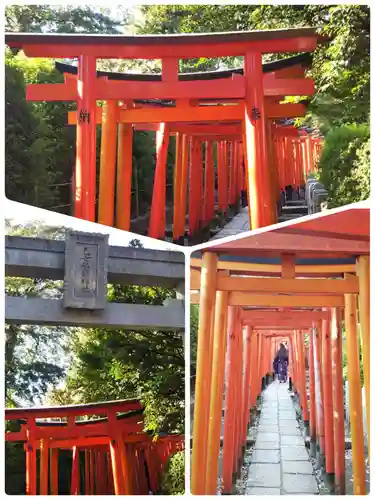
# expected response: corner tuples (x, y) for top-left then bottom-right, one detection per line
(318, 123), (370, 207)
(159, 451), (185, 495)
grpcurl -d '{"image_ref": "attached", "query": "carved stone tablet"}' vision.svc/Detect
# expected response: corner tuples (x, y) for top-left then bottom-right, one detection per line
(63, 231), (108, 310)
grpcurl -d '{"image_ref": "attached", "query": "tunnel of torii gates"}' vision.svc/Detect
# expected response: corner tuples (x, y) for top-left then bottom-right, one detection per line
(5, 402), (183, 495)
(5, 231), (185, 495)
(6, 29), (324, 243)
(189, 205), (370, 495)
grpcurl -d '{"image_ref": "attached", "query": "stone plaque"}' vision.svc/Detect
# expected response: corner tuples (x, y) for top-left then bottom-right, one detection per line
(63, 231), (108, 310)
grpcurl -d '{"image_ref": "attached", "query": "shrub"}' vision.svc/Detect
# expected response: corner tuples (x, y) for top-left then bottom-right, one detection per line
(318, 123), (370, 207)
(159, 451), (185, 495)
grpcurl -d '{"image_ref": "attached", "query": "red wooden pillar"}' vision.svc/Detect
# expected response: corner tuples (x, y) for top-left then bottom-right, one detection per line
(25, 419), (37, 495)
(242, 326), (253, 444)
(308, 332), (317, 457)
(322, 311), (334, 480)
(196, 140), (204, 227)
(249, 330), (258, 408)
(234, 321), (244, 471)
(243, 51), (274, 229)
(89, 449), (95, 494)
(75, 55), (97, 222)
(40, 439), (49, 495)
(148, 123), (170, 239)
(297, 331), (309, 427)
(174, 133), (188, 241)
(189, 137), (198, 236)
(203, 140), (215, 227)
(70, 446), (80, 495)
(222, 307), (240, 493)
(116, 123), (133, 231)
(173, 133), (183, 240)
(98, 100), (117, 226)
(331, 307), (346, 494)
(50, 448), (59, 495)
(191, 252), (217, 495)
(205, 291), (229, 494)
(314, 323), (325, 465)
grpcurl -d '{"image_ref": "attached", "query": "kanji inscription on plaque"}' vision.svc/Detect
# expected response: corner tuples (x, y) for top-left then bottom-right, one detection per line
(64, 231), (108, 310)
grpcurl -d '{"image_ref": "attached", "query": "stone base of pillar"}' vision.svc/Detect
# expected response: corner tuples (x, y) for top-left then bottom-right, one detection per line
(303, 419), (310, 438)
(310, 437), (317, 458)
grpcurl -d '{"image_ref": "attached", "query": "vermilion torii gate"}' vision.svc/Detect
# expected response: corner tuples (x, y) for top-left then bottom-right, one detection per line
(5, 401), (183, 495)
(190, 204), (369, 495)
(5, 29), (322, 242)
(5, 231), (185, 494)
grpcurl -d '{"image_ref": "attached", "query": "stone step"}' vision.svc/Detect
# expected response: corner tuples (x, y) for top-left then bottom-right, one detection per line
(285, 200), (307, 206)
(281, 205), (308, 215)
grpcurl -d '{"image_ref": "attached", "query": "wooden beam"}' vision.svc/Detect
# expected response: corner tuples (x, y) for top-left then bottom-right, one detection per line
(14, 35), (318, 60)
(26, 76), (313, 102)
(228, 292), (344, 307)
(190, 258), (356, 275)
(190, 292), (344, 307)
(215, 276), (359, 294)
(241, 310), (329, 323)
(6, 296), (185, 331)
(67, 102), (306, 125)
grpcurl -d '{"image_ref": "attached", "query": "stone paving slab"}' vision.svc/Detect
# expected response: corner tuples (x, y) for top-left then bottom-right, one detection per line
(246, 381), (318, 495)
(279, 426), (302, 436)
(257, 425), (279, 433)
(254, 441), (280, 450)
(282, 460), (315, 475)
(247, 463), (281, 488)
(280, 435), (305, 446)
(246, 487), (281, 495)
(256, 432), (280, 442)
(281, 445), (310, 461)
(252, 449), (280, 464)
(283, 473), (318, 494)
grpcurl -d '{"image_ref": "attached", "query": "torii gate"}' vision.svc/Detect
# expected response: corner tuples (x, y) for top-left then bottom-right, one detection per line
(5, 29), (321, 241)
(190, 205), (370, 495)
(5, 231), (185, 495)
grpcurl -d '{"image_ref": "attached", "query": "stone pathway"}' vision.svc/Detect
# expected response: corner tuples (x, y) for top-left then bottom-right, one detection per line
(210, 207), (250, 241)
(245, 381), (318, 495)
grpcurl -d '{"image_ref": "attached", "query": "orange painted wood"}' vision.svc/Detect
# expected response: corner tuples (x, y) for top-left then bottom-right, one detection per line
(116, 123), (133, 231)
(331, 307), (346, 494)
(173, 133), (183, 240)
(315, 324), (325, 458)
(16, 35), (318, 60)
(205, 291), (228, 494)
(242, 326), (253, 446)
(344, 293), (366, 494)
(308, 336), (316, 446)
(40, 439), (49, 495)
(249, 330), (258, 408)
(203, 140), (215, 227)
(178, 134), (189, 238)
(322, 311), (334, 474)
(75, 54), (97, 222)
(148, 123), (170, 239)
(191, 252), (218, 495)
(356, 256), (370, 451)
(297, 331), (309, 421)
(70, 446), (80, 495)
(222, 307), (240, 493)
(98, 100), (117, 226)
(50, 448), (58, 495)
(27, 76), (313, 102)
(243, 51), (275, 229)
(68, 102), (306, 126)
(188, 138), (199, 235)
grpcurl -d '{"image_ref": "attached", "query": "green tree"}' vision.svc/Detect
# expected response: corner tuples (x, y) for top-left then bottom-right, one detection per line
(50, 280), (184, 434)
